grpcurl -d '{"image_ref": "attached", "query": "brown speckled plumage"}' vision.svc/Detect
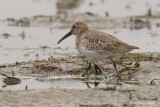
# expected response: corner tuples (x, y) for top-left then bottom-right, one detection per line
(80, 30), (138, 52)
(58, 21), (139, 60)
(57, 21), (139, 79)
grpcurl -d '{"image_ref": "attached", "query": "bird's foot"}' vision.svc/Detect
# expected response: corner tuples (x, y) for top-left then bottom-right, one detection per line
(94, 64), (103, 75)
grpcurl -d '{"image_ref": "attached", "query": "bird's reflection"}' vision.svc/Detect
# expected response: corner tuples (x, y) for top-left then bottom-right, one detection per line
(84, 82), (100, 88)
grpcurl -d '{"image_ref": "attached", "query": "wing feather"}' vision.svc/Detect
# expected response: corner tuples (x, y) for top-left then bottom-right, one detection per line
(82, 30), (139, 52)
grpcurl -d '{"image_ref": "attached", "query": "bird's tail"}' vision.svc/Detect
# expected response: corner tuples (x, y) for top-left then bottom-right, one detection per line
(127, 45), (139, 50)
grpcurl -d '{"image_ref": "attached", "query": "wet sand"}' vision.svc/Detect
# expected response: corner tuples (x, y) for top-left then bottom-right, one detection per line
(1, 86), (159, 107)
(0, 53), (160, 107)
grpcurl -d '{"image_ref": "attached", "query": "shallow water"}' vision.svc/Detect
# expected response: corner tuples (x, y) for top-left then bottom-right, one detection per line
(0, 24), (160, 64)
(0, 0), (57, 19)
(0, 0), (160, 92)
(75, 0), (160, 17)
(0, 76), (108, 91)
(0, 0), (160, 19)
(0, 0), (160, 64)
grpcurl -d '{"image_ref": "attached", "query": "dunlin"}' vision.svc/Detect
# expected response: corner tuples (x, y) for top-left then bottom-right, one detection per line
(57, 22), (139, 80)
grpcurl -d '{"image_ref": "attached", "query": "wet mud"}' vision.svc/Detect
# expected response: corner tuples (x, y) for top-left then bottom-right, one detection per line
(0, 0), (160, 106)
(0, 53), (160, 106)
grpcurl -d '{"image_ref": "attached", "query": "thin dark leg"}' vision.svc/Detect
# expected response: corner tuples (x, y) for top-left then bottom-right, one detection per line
(82, 62), (91, 77)
(84, 82), (91, 88)
(111, 59), (121, 82)
(94, 82), (100, 87)
(94, 64), (102, 75)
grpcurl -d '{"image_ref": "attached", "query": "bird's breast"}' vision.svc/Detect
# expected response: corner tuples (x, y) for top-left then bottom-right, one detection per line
(77, 42), (109, 61)
(77, 39), (126, 61)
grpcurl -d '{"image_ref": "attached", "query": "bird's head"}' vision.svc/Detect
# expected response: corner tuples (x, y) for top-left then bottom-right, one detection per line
(57, 22), (89, 44)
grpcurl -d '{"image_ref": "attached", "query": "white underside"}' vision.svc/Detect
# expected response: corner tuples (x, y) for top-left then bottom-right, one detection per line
(78, 44), (126, 61)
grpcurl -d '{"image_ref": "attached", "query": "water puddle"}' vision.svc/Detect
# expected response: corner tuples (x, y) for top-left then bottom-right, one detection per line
(0, 75), (109, 91)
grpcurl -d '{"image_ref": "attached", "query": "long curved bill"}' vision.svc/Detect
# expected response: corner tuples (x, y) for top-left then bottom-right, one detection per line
(57, 31), (72, 44)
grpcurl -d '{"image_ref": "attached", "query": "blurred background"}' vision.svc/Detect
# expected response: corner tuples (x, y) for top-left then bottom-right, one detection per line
(0, 0), (160, 64)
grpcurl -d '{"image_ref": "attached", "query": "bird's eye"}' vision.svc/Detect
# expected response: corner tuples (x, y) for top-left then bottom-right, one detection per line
(73, 25), (76, 28)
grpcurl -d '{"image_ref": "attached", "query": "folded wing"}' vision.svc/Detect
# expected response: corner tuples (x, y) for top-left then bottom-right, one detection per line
(83, 30), (139, 52)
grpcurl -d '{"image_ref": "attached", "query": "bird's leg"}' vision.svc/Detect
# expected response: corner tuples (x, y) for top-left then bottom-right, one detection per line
(94, 82), (100, 87)
(82, 62), (91, 77)
(94, 64), (102, 75)
(111, 59), (121, 82)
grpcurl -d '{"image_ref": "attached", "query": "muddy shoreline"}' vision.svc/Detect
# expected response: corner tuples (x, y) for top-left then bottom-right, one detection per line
(2, 14), (160, 29)
(0, 1), (160, 106)
(0, 52), (160, 106)
(1, 14), (160, 106)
